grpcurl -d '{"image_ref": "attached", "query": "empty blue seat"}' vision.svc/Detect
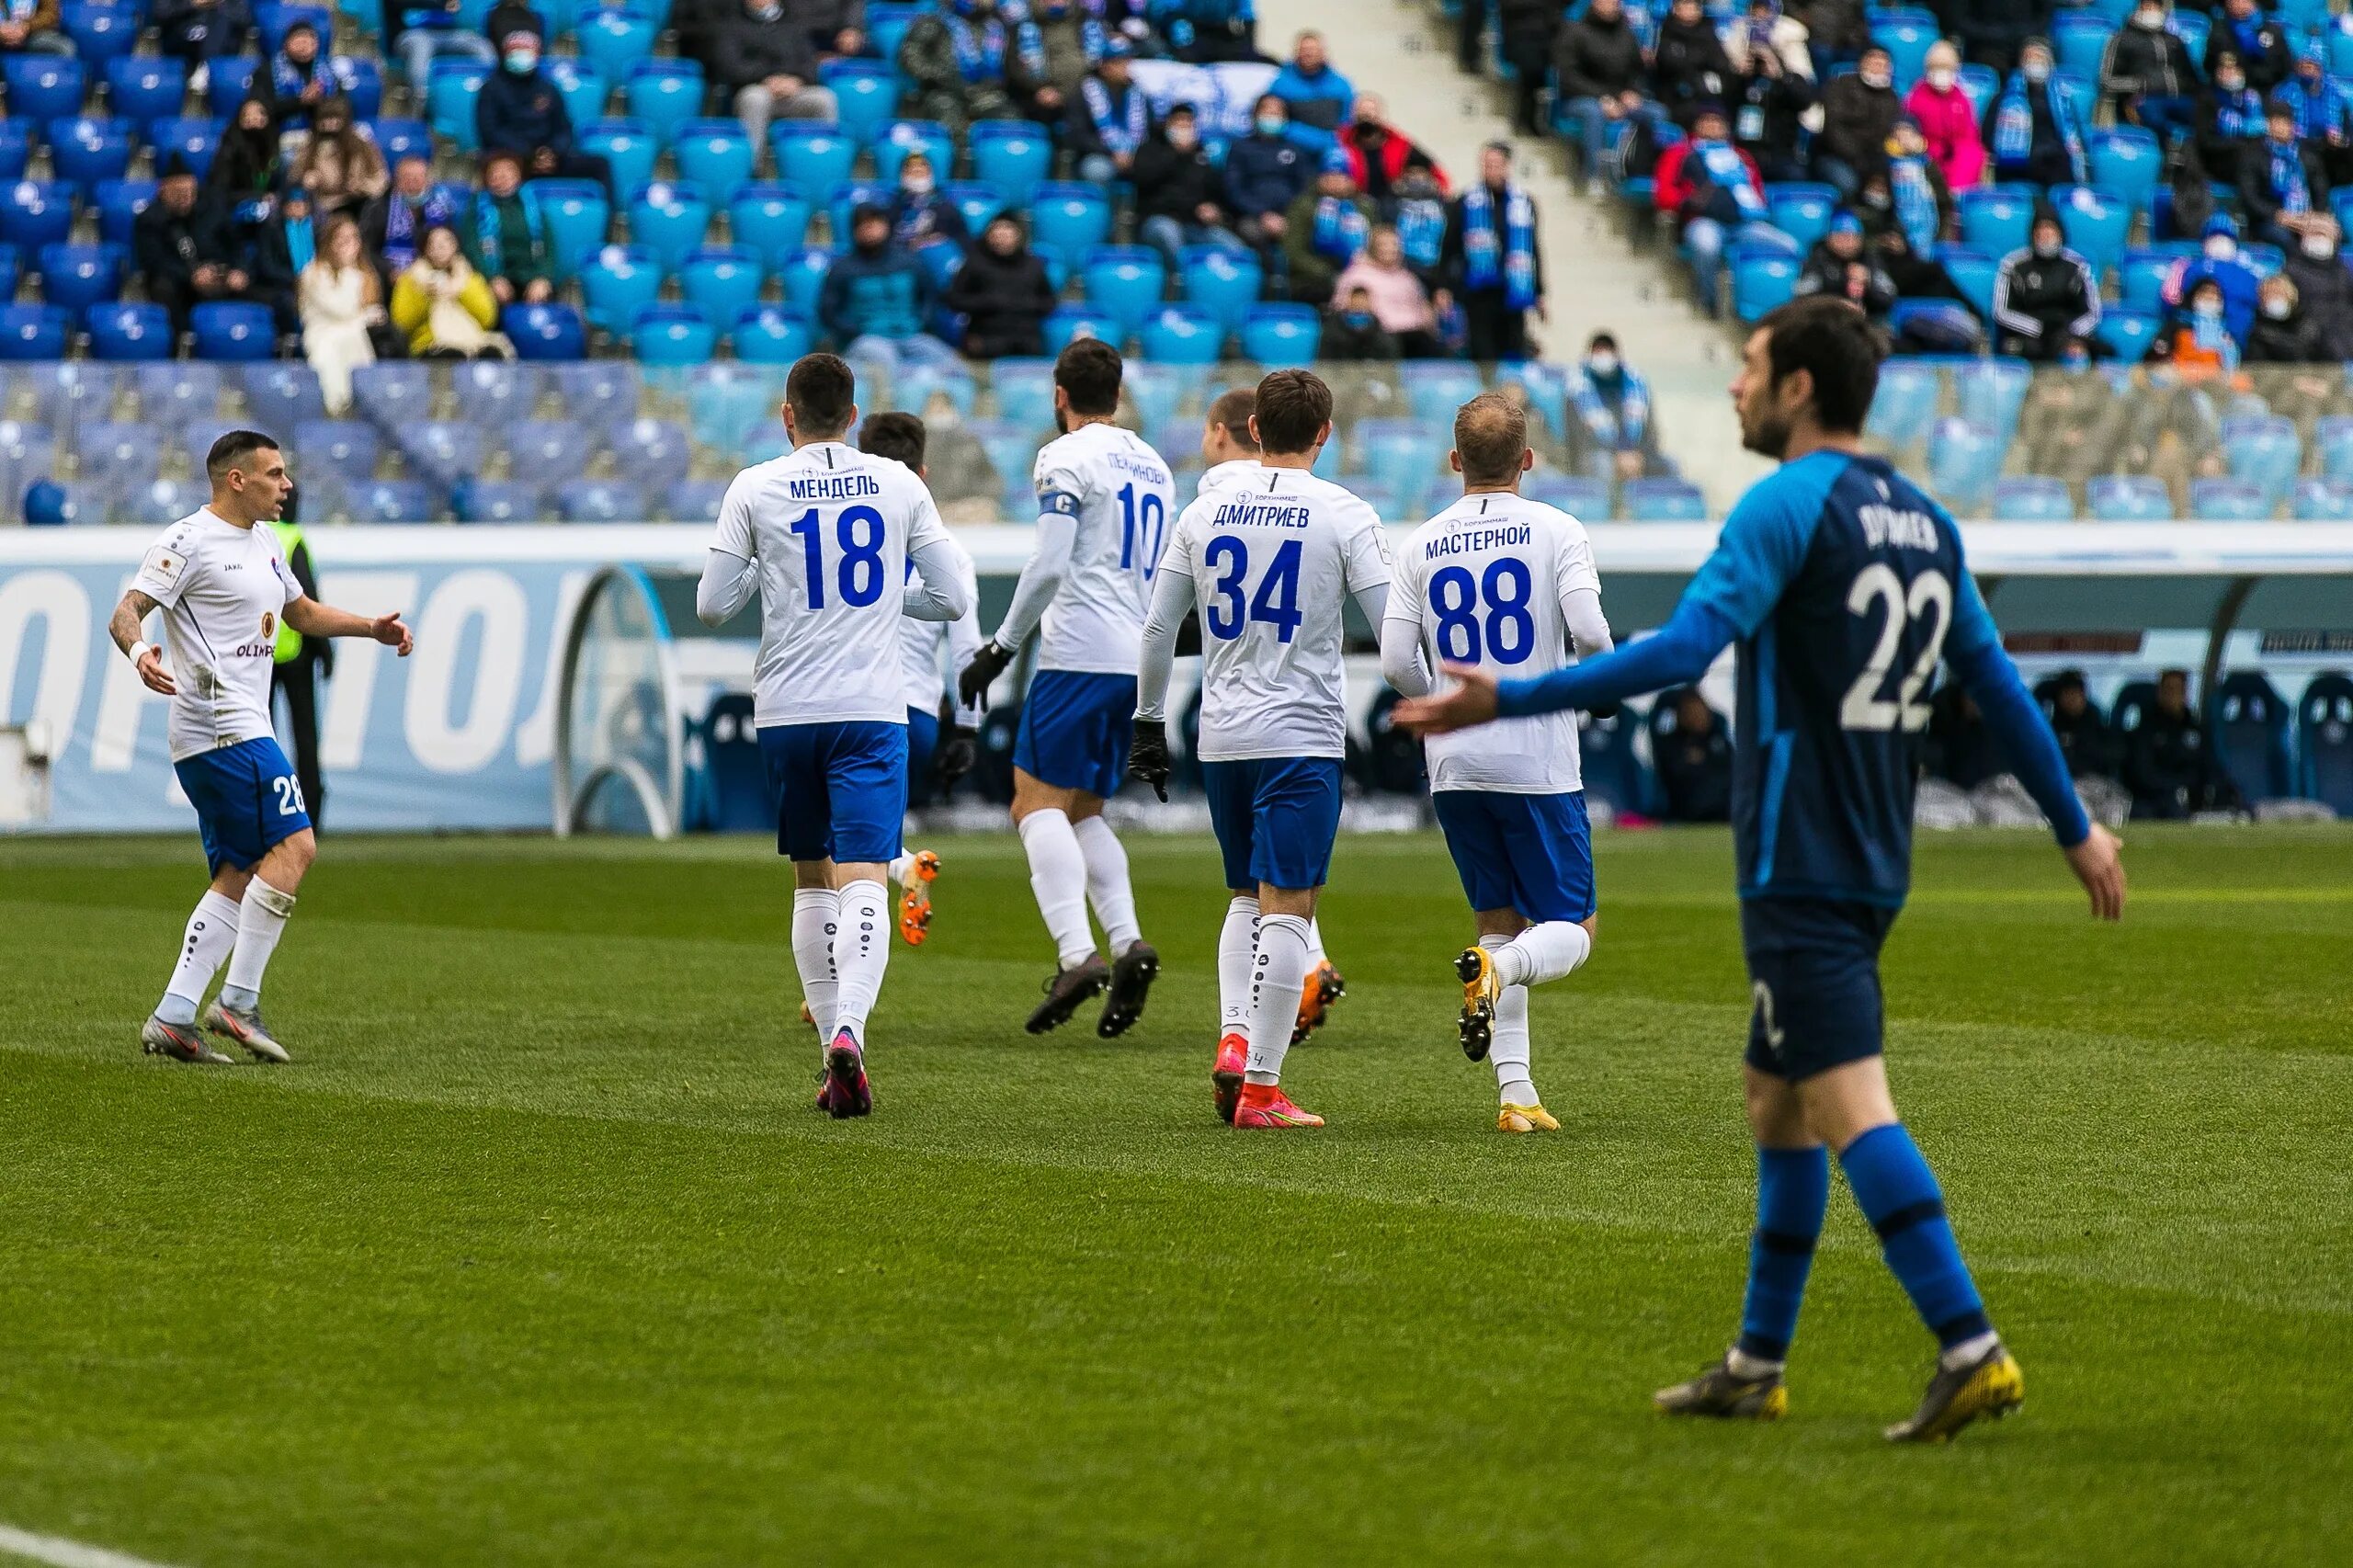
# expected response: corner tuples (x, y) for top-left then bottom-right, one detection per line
(427, 60), (492, 151)
(1525, 475), (1612, 519)
(1355, 418), (1441, 516)
(1955, 357), (2032, 437)
(63, 3), (138, 63)
(736, 416), (792, 464)
(2293, 477), (2353, 520)
(947, 180), (1006, 237)
(1622, 477), (1709, 522)
(1959, 62), (1999, 121)
(24, 480), (106, 525)
(292, 417), (381, 481)
(555, 478), (643, 522)
(2052, 15), (2114, 84)
(455, 478), (543, 524)
(106, 57), (188, 134)
(629, 303), (717, 366)
(449, 360), (538, 424)
(970, 121), (1051, 206)
(1870, 7), (1938, 89)
(1241, 303), (1320, 367)
(1731, 244), (1799, 322)
(2167, 10), (2210, 65)
(731, 184), (813, 271)
(684, 363), (770, 453)
(628, 180), (712, 270)
(533, 179), (610, 279)
(679, 244), (764, 320)
(1081, 244), (1166, 340)
(133, 360), (222, 423)
(776, 244), (832, 318)
(86, 301), (174, 359)
(93, 178), (153, 247)
(123, 477), (207, 527)
(2223, 414), (2301, 505)
(1938, 245), (1998, 318)
(773, 124), (857, 194)
(241, 364), (326, 434)
(2317, 414), (2353, 480)
(0, 181), (74, 252)
(671, 119), (756, 205)
(505, 301), (588, 359)
(80, 420), (162, 489)
(0, 303), (70, 360)
(189, 302), (274, 360)
(2087, 475), (2174, 521)
(1401, 362), (1486, 428)
(351, 361), (431, 430)
(1866, 359), (1940, 449)
(2089, 127), (2162, 211)
(1178, 245), (1261, 335)
(662, 477), (728, 523)
(825, 61), (899, 145)
(1959, 184), (2040, 257)
(506, 418), (596, 487)
(1927, 418), (2003, 513)
(150, 117), (222, 181)
(338, 57), (385, 120)
(1992, 475), (2076, 522)
(401, 420), (482, 487)
(577, 8), (660, 80)
(578, 244), (664, 332)
(580, 118), (657, 195)
(207, 56), (262, 117)
(0, 119), (27, 183)
(872, 119), (955, 186)
(2118, 244), (2192, 312)
(2098, 308), (2160, 361)
(2190, 476), (2269, 520)
(608, 415), (692, 487)
(2052, 185), (2131, 276)
(2298, 672), (2353, 813)
(1041, 304), (1115, 356)
(623, 59), (705, 145)
(545, 59), (609, 133)
(373, 118), (433, 166)
(732, 305), (813, 364)
(991, 359), (1056, 431)
(2212, 670), (2290, 800)
(38, 242), (124, 310)
(1030, 182), (1112, 256)
(1765, 181), (1838, 252)
(347, 479), (439, 523)
(2, 57), (84, 124)
(552, 359), (642, 425)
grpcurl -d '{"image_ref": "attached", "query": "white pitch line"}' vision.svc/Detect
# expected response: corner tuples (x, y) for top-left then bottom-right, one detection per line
(0, 1525), (188, 1568)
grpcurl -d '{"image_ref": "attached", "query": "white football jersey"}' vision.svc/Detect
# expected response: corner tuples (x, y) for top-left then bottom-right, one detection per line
(1160, 467), (1392, 762)
(1028, 421), (1176, 675)
(712, 440), (954, 727)
(133, 508), (301, 764)
(900, 538), (982, 717)
(1390, 492), (1604, 794)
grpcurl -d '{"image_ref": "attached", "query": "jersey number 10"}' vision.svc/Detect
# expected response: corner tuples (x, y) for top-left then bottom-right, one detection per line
(789, 506), (888, 610)
(1117, 483), (1165, 578)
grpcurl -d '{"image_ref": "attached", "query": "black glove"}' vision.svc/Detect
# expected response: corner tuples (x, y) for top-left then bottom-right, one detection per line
(934, 724), (978, 788)
(959, 641), (1013, 710)
(1128, 717), (1172, 802)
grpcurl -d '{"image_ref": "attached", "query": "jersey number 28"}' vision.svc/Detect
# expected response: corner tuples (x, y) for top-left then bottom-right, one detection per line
(1841, 564), (1950, 733)
(789, 505), (888, 610)
(1202, 535), (1303, 643)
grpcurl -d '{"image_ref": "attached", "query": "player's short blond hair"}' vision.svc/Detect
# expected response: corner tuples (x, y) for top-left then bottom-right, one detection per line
(1453, 393), (1528, 487)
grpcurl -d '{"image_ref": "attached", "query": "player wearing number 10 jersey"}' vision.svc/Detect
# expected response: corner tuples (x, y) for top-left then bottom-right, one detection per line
(1396, 299), (2126, 1441)
(697, 355), (973, 1119)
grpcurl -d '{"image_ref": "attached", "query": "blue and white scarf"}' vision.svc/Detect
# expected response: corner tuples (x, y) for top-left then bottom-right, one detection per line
(285, 213), (314, 275)
(2280, 73), (2348, 144)
(946, 15), (1007, 82)
(2211, 83), (2264, 141)
(1890, 153), (1938, 254)
(1080, 74), (1147, 156)
(1012, 2), (1107, 81)
(1693, 140), (1765, 219)
(271, 51), (335, 102)
(1992, 72), (2086, 182)
(472, 187), (543, 265)
(1461, 182), (1539, 311)
(381, 184), (458, 268)
(2269, 140), (2312, 215)
(1312, 196), (1370, 262)
(2188, 307), (2237, 369)
(1396, 194), (1446, 269)
(1572, 363), (1650, 448)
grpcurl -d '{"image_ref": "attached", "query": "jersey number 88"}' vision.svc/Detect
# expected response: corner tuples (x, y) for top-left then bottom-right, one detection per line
(1428, 559), (1536, 665)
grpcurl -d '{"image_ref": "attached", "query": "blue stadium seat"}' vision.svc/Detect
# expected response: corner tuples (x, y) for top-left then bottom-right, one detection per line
(1401, 362), (1485, 427)
(0, 181), (74, 252)
(2212, 670), (2290, 801)
(1030, 182), (1112, 256)
(556, 478), (643, 522)
(991, 359), (1056, 431)
(2168, 10), (2210, 63)
(150, 117), (222, 181)
(1044, 304), (1116, 354)
(0, 119), (27, 183)
(2317, 414), (2353, 480)
(1496, 361), (1571, 441)
(624, 59), (704, 146)
(1081, 245), (1166, 341)
(256, 3), (332, 53)
(2298, 672), (2353, 813)
(626, 179), (712, 271)
(629, 303), (717, 366)
(400, 419), (482, 489)
(608, 415), (692, 487)
(372, 118), (433, 166)
(679, 244), (764, 320)
(506, 418), (597, 488)
(545, 59), (609, 133)
(351, 361), (431, 430)
(105, 58), (188, 135)
(2223, 414), (2301, 506)
(1956, 357), (2032, 438)
(2087, 475), (2173, 521)
(662, 477), (728, 523)
(1937, 245), (1998, 318)
(2242, 240), (2285, 278)
(824, 61), (899, 146)
(2118, 244), (2193, 312)
(2052, 185), (2130, 277)
(947, 180), (1006, 236)
(62, 3), (138, 65)
(1959, 62), (1999, 121)
(508, 304), (588, 369)
(1178, 245), (1261, 336)
(346, 479), (439, 523)
(92, 178), (153, 247)
(730, 185), (814, 272)
(38, 243), (124, 311)
(2189, 477), (2269, 520)
(776, 245), (832, 319)
(86, 301), (174, 360)
(772, 124), (858, 195)
(889, 361), (976, 419)
(551, 359), (643, 425)
(735, 417), (792, 464)
(1764, 181), (1838, 253)
(1241, 304), (1320, 368)
(2098, 308), (2160, 361)
(242, 362), (326, 431)
(1354, 418), (1441, 517)
(872, 120), (955, 186)
(685, 363), (771, 454)
(1927, 418), (2003, 513)
(579, 244), (663, 332)
(80, 420), (161, 490)
(449, 361), (538, 426)
(133, 360), (222, 423)
(1731, 244), (1799, 322)
(824, 179), (892, 251)
(123, 477), (207, 527)
(1992, 475), (2076, 522)
(455, 478), (543, 524)
(1622, 477), (1709, 522)
(731, 304), (813, 364)
(2293, 477), (2353, 520)
(1866, 358), (1940, 449)
(1870, 8), (1938, 90)
(1525, 475), (1612, 520)
(3, 57), (85, 125)
(293, 417), (381, 483)
(0, 243), (17, 305)
(2053, 15), (2114, 84)
(24, 480), (107, 525)
(338, 57), (385, 120)
(207, 56), (261, 118)
(531, 179), (610, 279)
(673, 119), (756, 205)
(427, 61), (492, 151)
(860, 0), (923, 69)
(577, 8), (660, 80)
(190, 302), (275, 360)
(2088, 127), (2162, 212)
(970, 122), (1052, 207)
(18, 362), (119, 426)
(580, 118), (657, 196)
(1959, 184), (2040, 257)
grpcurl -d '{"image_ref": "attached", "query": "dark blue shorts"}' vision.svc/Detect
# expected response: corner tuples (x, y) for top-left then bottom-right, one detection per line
(175, 736), (310, 876)
(905, 705), (939, 801)
(1013, 669), (1136, 799)
(757, 721), (907, 865)
(1431, 789), (1597, 924)
(1740, 895), (1900, 1083)
(1200, 756), (1343, 892)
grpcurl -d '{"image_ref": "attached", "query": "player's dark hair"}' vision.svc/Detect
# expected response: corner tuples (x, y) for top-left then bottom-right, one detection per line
(1055, 337), (1125, 416)
(1454, 393), (1528, 486)
(1252, 369), (1334, 454)
(1755, 297), (1884, 435)
(858, 411), (927, 472)
(206, 429), (279, 483)
(786, 353), (858, 437)
(1207, 387), (1258, 451)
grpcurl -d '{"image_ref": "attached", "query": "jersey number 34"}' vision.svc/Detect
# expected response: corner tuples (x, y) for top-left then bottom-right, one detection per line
(1203, 535), (1303, 643)
(1841, 563), (1951, 733)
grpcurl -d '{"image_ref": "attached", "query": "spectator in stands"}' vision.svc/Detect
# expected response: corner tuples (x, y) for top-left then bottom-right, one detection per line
(2192, 50), (2267, 191)
(944, 213), (1056, 358)
(245, 187), (315, 335)
(1154, 0), (1267, 66)
(1883, 118), (1954, 253)
(268, 19), (341, 131)
(153, 0), (254, 75)
(889, 151), (968, 254)
(1792, 210), (1897, 321)
(1652, 0), (1736, 131)
(1008, 0), (1107, 125)
(2164, 214), (2262, 345)
(463, 151), (553, 308)
(1067, 37), (1147, 185)
(1227, 95), (1314, 277)
(2246, 272), (2313, 363)
(1654, 687), (1732, 822)
(1496, 0), (1563, 136)
(2278, 40), (2353, 186)
(1342, 96), (1447, 213)
(1927, 687), (2000, 790)
(1730, 6), (1819, 184)
(787, 0), (867, 64)
(1321, 284), (1395, 363)
(1134, 104), (1241, 263)
(911, 390), (1004, 523)
(291, 98), (390, 221)
(2101, 0), (2199, 146)
(1814, 43), (1902, 199)
(1994, 210), (2100, 362)
(2157, 277), (2242, 380)
(392, 224), (505, 358)
(1654, 104), (1785, 317)
(701, 0), (840, 146)
(0, 0), (69, 55)
(899, 0), (1019, 135)
(2044, 671), (2120, 783)
(1446, 142), (1547, 358)
(2013, 369), (2131, 497)
(1392, 165), (1451, 284)
(1268, 30), (1354, 132)
(1874, 224), (1984, 353)
(1568, 332), (1657, 482)
(2240, 97), (2332, 250)
(391, 0), (495, 97)
(1946, 0), (2045, 76)
(1553, 0), (1649, 190)
(1283, 152), (1376, 307)
(476, 28), (613, 191)
(2207, 0), (2290, 97)
(822, 204), (941, 360)
(1986, 36), (2086, 188)
(1906, 40), (1985, 193)
(2283, 216), (2353, 360)
(483, 0), (543, 46)
(135, 155), (250, 336)
(208, 96), (284, 210)
(300, 216), (389, 415)
(1331, 226), (1441, 357)
(362, 153), (460, 276)
(1732, 0), (1814, 84)
(2124, 669), (2242, 818)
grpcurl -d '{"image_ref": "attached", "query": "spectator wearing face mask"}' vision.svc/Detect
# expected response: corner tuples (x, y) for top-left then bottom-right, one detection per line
(699, 0), (840, 145)
(2240, 97), (2333, 250)
(898, 0), (1019, 135)
(1330, 226), (1441, 357)
(1792, 210), (1897, 322)
(2158, 278), (2241, 381)
(2102, 0), (2199, 146)
(1652, 0), (1736, 131)
(1654, 105), (1790, 317)
(1284, 151), (1378, 307)
(1994, 210), (2100, 362)
(1568, 332), (1659, 483)
(1905, 40), (1985, 192)
(2207, 0), (2291, 97)
(1227, 95), (1314, 278)
(2162, 213), (2262, 345)
(2281, 216), (2353, 361)
(1814, 42), (1901, 198)
(2245, 272), (2313, 363)
(1320, 285), (1396, 363)
(944, 215), (1057, 358)
(1554, 0), (1651, 191)
(1133, 103), (1242, 264)
(1066, 37), (1146, 186)
(2193, 49), (2268, 188)
(821, 203), (944, 363)
(1341, 96), (1447, 212)
(475, 32), (613, 191)
(2277, 40), (2353, 186)
(1730, 2), (1819, 184)
(889, 152), (968, 254)
(1986, 37), (2086, 187)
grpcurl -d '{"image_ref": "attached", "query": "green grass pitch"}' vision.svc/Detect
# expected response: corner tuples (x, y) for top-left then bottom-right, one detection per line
(0, 824), (2347, 1565)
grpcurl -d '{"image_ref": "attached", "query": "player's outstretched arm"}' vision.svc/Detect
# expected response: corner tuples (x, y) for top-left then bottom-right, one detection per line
(108, 589), (175, 696)
(1394, 596), (1736, 736)
(286, 597), (415, 654)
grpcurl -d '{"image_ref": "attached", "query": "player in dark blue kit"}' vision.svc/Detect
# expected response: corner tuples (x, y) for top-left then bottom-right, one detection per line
(1396, 299), (2127, 1443)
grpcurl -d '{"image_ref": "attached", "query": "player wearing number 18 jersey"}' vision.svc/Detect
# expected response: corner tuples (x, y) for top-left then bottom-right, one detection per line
(697, 355), (972, 1119)
(1396, 300), (2126, 1441)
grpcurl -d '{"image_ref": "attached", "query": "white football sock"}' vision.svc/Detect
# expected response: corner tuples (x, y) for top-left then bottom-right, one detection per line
(1481, 933), (1538, 1106)
(1304, 915), (1326, 968)
(790, 887), (840, 1040)
(829, 879), (891, 1042)
(1219, 894), (1259, 1043)
(1071, 814), (1142, 954)
(1243, 913), (1313, 1084)
(157, 889), (242, 1026)
(1017, 809), (1098, 969)
(888, 852), (915, 885)
(1495, 920), (1593, 989)
(219, 878), (295, 1010)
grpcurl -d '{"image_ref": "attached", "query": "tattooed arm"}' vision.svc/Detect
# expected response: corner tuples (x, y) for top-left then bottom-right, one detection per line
(109, 590), (176, 697)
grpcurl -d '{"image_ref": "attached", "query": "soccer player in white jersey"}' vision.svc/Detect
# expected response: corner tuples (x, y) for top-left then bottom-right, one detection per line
(115, 429), (415, 1065)
(958, 340), (1173, 1039)
(1381, 394), (1616, 1132)
(696, 356), (973, 1119)
(1130, 370), (1393, 1130)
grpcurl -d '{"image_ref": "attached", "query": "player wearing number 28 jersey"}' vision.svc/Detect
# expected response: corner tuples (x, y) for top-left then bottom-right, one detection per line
(697, 355), (972, 1119)
(1395, 300), (2127, 1442)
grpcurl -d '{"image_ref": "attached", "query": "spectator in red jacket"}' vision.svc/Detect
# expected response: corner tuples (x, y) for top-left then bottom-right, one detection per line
(1340, 95), (1448, 213)
(1655, 103), (1794, 316)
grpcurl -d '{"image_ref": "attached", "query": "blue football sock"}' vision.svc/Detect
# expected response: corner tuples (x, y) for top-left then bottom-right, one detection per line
(1839, 1123), (1993, 1349)
(1737, 1144), (1829, 1363)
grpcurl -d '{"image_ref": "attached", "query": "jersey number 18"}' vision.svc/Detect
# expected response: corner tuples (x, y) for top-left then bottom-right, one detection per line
(789, 506), (888, 610)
